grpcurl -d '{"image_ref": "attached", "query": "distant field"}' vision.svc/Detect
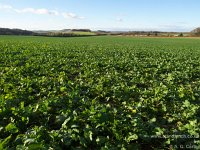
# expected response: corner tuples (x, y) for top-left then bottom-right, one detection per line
(71, 31), (96, 35)
(0, 36), (200, 149)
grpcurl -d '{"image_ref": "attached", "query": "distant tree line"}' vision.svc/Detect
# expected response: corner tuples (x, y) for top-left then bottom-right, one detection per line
(71, 29), (91, 32)
(191, 27), (200, 36)
(36, 32), (97, 37)
(0, 28), (34, 35)
(1, 27), (200, 37)
(0, 28), (96, 37)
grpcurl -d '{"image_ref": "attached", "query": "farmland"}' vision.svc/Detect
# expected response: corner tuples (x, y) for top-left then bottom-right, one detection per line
(0, 36), (200, 149)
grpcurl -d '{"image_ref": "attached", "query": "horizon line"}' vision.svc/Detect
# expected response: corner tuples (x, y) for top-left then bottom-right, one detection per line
(0, 27), (194, 33)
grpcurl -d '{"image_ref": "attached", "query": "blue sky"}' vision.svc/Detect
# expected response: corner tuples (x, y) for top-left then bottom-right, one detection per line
(0, 0), (199, 31)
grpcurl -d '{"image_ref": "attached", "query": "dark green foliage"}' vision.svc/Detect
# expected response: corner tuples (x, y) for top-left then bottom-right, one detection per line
(178, 33), (183, 37)
(0, 36), (200, 149)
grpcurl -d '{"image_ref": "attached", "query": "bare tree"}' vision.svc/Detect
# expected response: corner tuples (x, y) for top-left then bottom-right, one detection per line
(191, 27), (200, 36)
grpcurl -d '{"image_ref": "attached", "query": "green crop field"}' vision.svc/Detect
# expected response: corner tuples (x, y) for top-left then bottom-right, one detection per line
(0, 35), (200, 149)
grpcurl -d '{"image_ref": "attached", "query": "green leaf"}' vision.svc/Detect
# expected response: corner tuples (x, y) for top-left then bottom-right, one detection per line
(0, 135), (12, 149)
(62, 117), (71, 128)
(149, 117), (157, 123)
(183, 100), (190, 107)
(89, 131), (93, 141)
(127, 134), (138, 142)
(5, 123), (18, 133)
(28, 143), (46, 150)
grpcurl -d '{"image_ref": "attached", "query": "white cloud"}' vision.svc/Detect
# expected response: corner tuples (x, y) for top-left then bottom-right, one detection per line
(0, 4), (83, 19)
(14, 8), (59, 15)
(0, 4), (12, 10)
(49, 10), (59, 16)
(62, 12), (85, 19)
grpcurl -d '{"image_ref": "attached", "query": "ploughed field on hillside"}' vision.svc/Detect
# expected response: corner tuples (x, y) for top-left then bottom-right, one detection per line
(0, 36), (200, 149)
